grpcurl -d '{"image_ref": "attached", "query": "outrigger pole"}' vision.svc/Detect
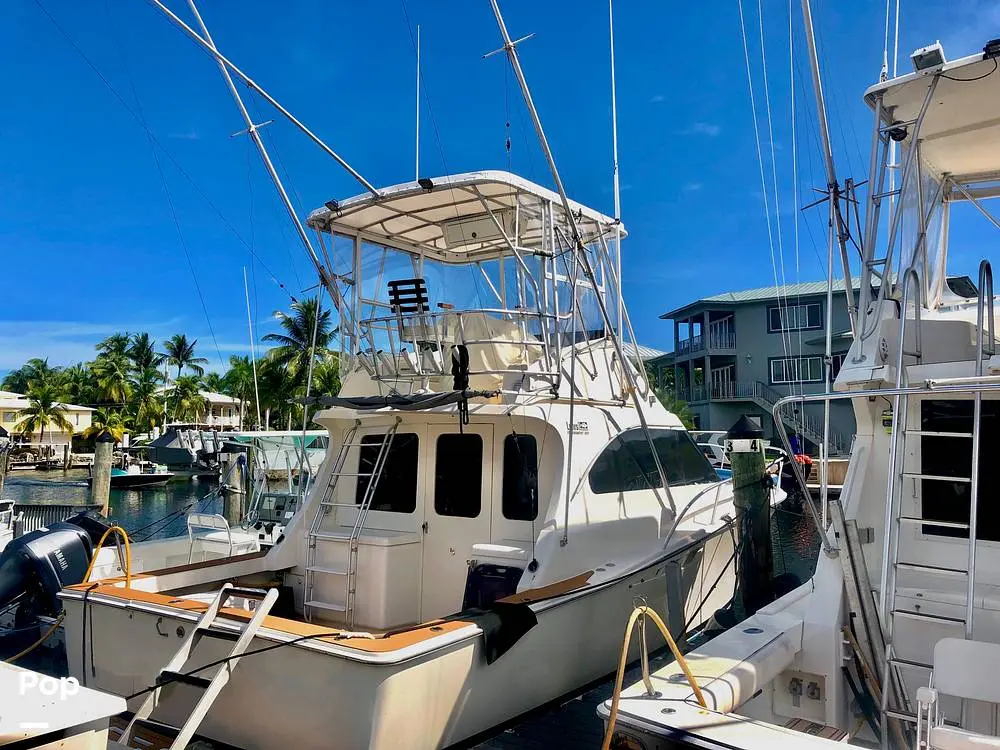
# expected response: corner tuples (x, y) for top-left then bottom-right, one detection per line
(166, 0), (354, 338)
(800, 0), (856, 334)
(801, 0), (856, 528)
(487, 0), (676, 521)
(145, 0), (380, 199)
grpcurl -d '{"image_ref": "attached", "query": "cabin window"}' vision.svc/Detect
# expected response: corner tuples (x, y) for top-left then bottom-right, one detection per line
(919, 400), (1000, 541)
(356, 433), (419, 513)
(434, 434), (483, 518)
(502, 433), (538, 521)
(588, 428), (718, 495)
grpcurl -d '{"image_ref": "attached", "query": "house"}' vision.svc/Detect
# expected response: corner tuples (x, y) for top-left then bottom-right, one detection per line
(661, 275), (978, 454)
(156, 387), (242, 428)
(200, 391), (241, 428)
(661, 279), (862, 455)
(0, 390), (93, 448)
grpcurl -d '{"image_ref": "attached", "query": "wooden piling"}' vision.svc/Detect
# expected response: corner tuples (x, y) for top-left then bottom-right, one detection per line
(222, 453), (246, 525)
(91, 431), (115, 516)
(62, 444), (70, 471)
(726, 416), (774, 616)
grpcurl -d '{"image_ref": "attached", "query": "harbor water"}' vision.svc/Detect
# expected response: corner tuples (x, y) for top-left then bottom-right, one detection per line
(2, 468), (224, 540)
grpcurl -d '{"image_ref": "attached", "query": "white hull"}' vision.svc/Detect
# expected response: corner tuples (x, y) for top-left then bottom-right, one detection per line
(63, 527), (734, 750)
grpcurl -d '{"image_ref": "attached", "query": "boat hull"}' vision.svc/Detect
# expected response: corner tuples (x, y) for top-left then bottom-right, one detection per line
(61, 526), (734, 750)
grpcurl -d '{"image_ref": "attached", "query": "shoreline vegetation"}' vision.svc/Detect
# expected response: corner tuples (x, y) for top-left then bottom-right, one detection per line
(1, 296), (338, 444)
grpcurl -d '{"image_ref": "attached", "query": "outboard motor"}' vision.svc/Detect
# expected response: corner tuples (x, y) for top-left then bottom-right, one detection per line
(0, 522), (94, 620)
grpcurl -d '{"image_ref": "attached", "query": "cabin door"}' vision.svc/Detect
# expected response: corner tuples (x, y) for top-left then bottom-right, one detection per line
(420, 424), (494, 620)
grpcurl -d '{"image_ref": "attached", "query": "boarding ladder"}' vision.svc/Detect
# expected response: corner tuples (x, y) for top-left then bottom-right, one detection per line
(304, 417), (400, 626)
(115, 583), (279, 750)
(879, 263), (995, 745)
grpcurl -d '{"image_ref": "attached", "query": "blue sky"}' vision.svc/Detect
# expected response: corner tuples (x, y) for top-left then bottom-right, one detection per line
(1, 0), (996, 370)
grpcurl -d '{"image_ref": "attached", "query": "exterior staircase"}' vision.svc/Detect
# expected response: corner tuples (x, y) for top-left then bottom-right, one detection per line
(713, 380), (850, 455)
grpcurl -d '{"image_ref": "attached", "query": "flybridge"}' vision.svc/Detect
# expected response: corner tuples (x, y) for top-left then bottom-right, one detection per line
(305, 170), (626, 397)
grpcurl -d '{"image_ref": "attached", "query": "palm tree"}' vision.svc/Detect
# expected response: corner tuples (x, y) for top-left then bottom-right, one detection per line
(96, 333), (131, 359)
(310, 355), (341, 396)
(256, 359), (297, 430)
(82, 408), (129, 443)
(653, 386), (695, 430)
(130, 365), (164, 432)
(128, 332), (162, 371)
(202, 372), (225, 392)
(15, 384), (75, 446)
(92, 352), (134, 405)
(262, 297), (334, 386)
(162, 334), (208, 379)
(170, 375), (208, 422)
(2, 358), (59, 393)
(222, 355), (256, 428)
(58, 363), (96, 406)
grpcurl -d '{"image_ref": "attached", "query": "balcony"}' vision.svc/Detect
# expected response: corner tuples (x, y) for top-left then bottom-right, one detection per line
(675, 331), (736, 357)
(707, 331), (736, 350)
(677, 334), (704, 355)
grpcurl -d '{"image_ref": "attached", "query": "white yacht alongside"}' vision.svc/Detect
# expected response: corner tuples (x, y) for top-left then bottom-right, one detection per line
(600, 37), (1000, 750)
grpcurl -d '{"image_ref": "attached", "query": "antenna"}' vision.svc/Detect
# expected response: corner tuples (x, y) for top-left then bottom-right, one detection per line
(487, 0), (676, 526)
(243, 266), (262, 429)
(609, 0), (623, 336)
(415, 25), (421, 181)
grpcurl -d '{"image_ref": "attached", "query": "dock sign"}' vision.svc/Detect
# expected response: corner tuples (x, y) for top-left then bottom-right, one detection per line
(724, 438), (764, 455)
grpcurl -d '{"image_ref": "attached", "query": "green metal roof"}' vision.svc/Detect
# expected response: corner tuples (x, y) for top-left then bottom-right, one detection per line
(660, 277), (861, 319)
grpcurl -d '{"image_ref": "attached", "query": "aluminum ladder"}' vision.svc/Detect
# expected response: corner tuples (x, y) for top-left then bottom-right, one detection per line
(879, 263), (995, 745)
(304, 417), (400, 626)
(116, 583), (279, 750)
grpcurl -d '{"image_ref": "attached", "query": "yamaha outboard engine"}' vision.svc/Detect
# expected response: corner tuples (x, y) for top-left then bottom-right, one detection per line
(0, 522), (94, 620)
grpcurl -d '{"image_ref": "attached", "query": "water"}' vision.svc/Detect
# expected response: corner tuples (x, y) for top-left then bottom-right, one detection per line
(2, 469), (822, 568)
(2, 468), (224, 540)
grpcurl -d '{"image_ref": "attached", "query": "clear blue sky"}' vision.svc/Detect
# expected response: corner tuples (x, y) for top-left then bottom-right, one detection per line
(0, 0), (995, 370)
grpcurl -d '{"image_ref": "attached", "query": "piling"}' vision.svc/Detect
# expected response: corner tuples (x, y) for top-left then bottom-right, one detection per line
(91, 431), (115, 516)
(222, 453), (246, 525)
(726, 416), (774, 616)
(62, 444), (70, 471)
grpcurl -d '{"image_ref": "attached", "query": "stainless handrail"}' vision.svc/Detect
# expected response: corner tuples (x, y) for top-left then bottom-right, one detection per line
(967, 260), (995, 637)
(772, 379), (1000, 557)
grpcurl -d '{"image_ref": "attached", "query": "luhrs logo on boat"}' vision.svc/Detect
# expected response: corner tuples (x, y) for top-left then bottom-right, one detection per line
(568, 421), (589, 434)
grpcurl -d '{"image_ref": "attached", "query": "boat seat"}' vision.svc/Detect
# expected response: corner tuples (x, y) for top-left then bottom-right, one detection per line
(918, 638), (1000, 749)
(186, 513), (258, 564)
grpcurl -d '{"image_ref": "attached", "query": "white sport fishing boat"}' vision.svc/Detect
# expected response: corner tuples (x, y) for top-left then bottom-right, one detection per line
(600, 31), (1000, 750)
(60, 170), (747, 750)
(52, 6), (763, 747)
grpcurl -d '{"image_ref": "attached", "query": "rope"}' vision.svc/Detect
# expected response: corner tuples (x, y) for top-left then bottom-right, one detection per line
(757, 0), (793, 363)
(29, 0), (296, 305)
(601, 605), (707, 750)
(736, 0), (791, 365)
(103, 0), (223, 367)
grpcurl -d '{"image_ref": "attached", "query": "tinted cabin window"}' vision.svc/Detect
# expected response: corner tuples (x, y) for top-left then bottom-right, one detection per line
(503, 434), (538, 521)
(356, 433), (419, 513)
(920, 400), (1000, 541)
(434, 434), (483, 518)
(589, 428), (718, 495)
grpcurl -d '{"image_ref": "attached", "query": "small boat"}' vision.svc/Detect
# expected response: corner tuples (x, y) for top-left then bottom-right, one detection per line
(108, 465), (173, 488)
(86, 464), (174, 489)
